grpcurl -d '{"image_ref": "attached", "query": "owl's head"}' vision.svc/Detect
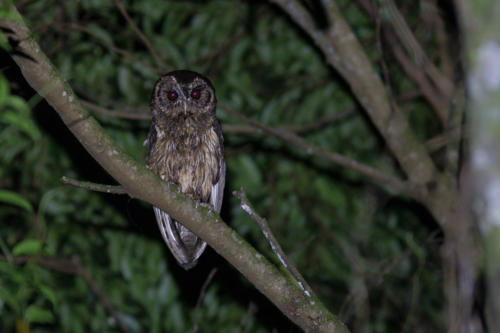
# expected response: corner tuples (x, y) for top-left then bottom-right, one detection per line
(150, 70), (216, 120)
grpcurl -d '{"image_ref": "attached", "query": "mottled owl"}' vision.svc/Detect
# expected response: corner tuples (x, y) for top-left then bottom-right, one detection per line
(145, 70), (225, 270)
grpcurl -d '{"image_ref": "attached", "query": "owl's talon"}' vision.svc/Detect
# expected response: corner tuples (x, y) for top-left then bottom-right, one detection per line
(199, 202), (213, 211)
(194, 201), (212, 212)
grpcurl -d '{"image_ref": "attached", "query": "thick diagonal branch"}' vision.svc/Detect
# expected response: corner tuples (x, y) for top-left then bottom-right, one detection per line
(270, 0), (438, 188)
(0, 7), (348, 333)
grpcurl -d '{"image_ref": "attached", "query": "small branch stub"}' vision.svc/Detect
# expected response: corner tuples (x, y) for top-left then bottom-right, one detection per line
(60, 176), (127, 194)
(233, 188), (314, 298)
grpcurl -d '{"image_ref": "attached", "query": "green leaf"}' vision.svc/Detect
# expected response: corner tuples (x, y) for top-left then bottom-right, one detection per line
(118, 66), (131, 95)
(5, 95), (29, 113)
(236, 155), (262, 188)
(117, 313), (141, 332)
(0, 107), (40, 141)
(24, 305), (54, 323)
(0, 2), (21, 22)
(12, 239), (42, 256)
(0, 31), (11, 52)
(0, 189), (33, 212)
(0, 74), (9, 105)
(0, 283), (20, 313)
(39, 285), (57, 307)
(87, 23), (113, 45)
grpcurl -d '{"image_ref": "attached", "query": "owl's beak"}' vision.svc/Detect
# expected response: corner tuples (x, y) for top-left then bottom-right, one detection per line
(183, 100), (187, 115)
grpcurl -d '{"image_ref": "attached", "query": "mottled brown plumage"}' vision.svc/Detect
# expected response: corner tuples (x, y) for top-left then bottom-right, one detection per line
(145, 70), (225, 270)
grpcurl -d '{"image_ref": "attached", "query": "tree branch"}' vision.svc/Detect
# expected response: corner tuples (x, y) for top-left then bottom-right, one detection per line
(81, 97), (356, 131)
(384, 30), (449, 121)
(55, 23), (162, 74)
(1, 6), (348, 333)
(353, 0), (452, 124)
(270, 0), (438, 189)
(60, 176), (128, 194)
(234, 188), (315, 297)
(377, 0), (453, 99)
(193, 268), (217, 333)
(113, 0), (169, 71)
(81, 100), (151, 120)
(71, 256), (132, 333)
(221, 104), (418, 198)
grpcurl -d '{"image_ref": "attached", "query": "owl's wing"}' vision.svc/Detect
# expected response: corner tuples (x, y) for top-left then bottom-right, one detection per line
(210, 160), (225, 213)
(210, 120), (225, 213)
(154, 207), (207, 270)
(143, 122), (157, 149)
(153, 121), (224, 270)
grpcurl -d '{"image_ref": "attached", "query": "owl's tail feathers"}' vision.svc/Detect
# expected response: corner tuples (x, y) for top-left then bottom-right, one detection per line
(153, 207), (207, 270)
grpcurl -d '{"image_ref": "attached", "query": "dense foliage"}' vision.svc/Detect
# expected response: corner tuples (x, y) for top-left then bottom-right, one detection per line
(1, 1), (449, 332)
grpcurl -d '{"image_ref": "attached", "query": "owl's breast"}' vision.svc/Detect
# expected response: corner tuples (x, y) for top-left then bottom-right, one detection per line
(146, 125), (222, 202)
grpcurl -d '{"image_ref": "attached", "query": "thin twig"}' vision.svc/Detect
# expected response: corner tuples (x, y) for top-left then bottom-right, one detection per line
(0, 255), (77, 273)
(230, 92), (416, 136)
(281, 108), (356, 132)
(426, 0), (454, 79)
(444, 83), (466, 177)
(425, 126), (465, 153)
(378, 0), (453, 98)
(353, 0), (450, 124)
(61, 176), (127, 194)
(222, 104), (417, 198)
(82, 100), (151, 120)
(58, 23), (161, 74)
(233, 188), (315, 298)
(224, 108), (355, 135)
(183, 30), (245, 68)
(339, 230), (440, 321)
(193, 268), (218, 333)
(72, 256), (132, 333)
(385, 31), (448, 122)
(240, 302), (258, 333)
(0, 255), (132, 333)
(113, 0), (169, 71)
(81, 97), (355, 134)
(373, 0), (394, 105)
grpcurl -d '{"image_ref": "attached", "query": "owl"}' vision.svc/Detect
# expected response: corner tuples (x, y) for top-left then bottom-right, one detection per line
(145, 70), (225, 270)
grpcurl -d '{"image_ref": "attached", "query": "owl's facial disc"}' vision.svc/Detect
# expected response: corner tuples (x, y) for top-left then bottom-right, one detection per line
(151, 71), (216, 122)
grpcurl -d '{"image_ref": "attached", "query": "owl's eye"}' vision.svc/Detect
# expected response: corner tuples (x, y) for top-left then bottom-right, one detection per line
(191, 89), (201, 99)
(167, 90), (178, 101)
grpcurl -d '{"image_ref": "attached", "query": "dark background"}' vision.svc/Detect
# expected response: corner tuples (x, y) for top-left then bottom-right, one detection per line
(0, 1), (462, 332)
